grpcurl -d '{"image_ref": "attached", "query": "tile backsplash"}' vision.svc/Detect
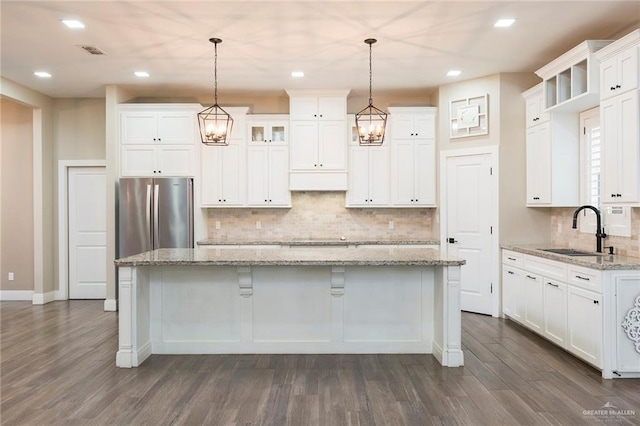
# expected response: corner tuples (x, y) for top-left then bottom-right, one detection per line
(206, 192), (435, 242)
(550, 207), (640, 257)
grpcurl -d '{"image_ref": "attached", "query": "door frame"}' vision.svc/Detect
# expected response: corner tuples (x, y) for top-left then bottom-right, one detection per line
(57, 160), (106, 301)
(440, 146), (500, 317)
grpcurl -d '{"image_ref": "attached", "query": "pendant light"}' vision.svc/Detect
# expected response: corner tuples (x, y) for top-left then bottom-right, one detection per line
(355, 38), (387, 146)
(198, 38), (234, 146)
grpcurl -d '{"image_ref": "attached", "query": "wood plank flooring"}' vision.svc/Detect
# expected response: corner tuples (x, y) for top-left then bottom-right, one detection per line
(1, 301), (639, 425)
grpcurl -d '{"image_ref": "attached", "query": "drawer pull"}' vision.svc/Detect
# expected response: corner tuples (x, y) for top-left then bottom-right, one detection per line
(547, 282), (559, 287)
(575, 275), (590, 281)
(507, 257), (516, 261)
(526, 275), (537, 280)
(507, 271), (514, 275)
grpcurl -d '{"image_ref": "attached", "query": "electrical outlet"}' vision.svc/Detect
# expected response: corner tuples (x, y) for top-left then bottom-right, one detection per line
(388, 220), (395, 230)
(215, 221), (221, 230)
(8, 272), (14, 281)
(256, 220), (262, 229)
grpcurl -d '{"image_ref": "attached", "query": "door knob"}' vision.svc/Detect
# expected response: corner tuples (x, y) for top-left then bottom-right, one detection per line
(448, 238), (458, 244)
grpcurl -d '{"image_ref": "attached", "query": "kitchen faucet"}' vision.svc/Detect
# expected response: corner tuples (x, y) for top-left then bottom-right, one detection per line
(572, 205), (607, 253)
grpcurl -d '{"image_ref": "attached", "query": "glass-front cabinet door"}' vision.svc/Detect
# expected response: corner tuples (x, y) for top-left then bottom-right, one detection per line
(248, 117), (288, 145)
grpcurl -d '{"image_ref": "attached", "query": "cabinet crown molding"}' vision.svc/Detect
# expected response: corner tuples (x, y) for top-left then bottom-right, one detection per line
(536, 40), (614, 79)
(595, 29), (640, 61)
(387, 106), (437, 114)
(285, 89), (351, 97)
(521, 82), (543, 99)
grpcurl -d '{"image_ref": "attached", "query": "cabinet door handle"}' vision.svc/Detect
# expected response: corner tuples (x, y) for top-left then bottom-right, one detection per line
(616, 84), (621, 89)
(526, 275), (536, 280)
(611, 86), (616, 91)
(575, 275), (590, 281)
(546, 282), (559, 287)
(616, 193), (622, 197)
(507, 271), (514, 275)
(507, 257), (516, 261)
(593, 300), (600, 304)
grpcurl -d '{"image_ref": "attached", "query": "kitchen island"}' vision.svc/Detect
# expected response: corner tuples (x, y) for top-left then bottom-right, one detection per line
(114, 247), (465, 369)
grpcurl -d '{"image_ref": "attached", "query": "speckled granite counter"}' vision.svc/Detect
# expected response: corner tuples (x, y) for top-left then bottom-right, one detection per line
(196, 239), (440, 247)
(502, 245), (640, 270)
(115, 247), (463, 267)
(115, 246), (465, 369)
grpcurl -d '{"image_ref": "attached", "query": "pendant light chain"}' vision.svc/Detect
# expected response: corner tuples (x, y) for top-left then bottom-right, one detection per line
(214, 40), (218, 105)
(368, 40), (373, 106)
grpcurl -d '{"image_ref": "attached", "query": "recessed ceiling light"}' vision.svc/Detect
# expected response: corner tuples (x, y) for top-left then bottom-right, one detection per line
(291, 71), (304, 78)
(134, 71), (150, 78)
(62, 19), (85, 29)
(34, 71), (52, 78)
(494, 18), (515, 28)
(447, 70), (462, 77)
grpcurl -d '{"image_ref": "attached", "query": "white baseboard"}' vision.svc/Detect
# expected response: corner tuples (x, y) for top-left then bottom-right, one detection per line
(104, 299), (117, 311)
(54, 289), (66, 301)
(32, 291), (56, 305)
(0, 290), (34, 301)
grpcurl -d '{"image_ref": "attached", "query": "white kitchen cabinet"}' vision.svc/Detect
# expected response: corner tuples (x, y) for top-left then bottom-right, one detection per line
(523, 272), (544, 335)
(596, 30), (639, 101)
(524, 111), (579, 206)
(543, 278), (568, 348)
(247, 145), (290, 207)
(119, 106), (197, 177)
(502, 265), (524, 323)
(346, 146), (390, 207)
(287, 90), (349, 190)
(536, 40), (613, 112)
(601, 90), (640, 205)
(200, 107), (249, 207)
(523, 84), (550, 128)
(248, 117), (288, 145)
(388, 107), (436, 207)
(567, 285), (603, 368)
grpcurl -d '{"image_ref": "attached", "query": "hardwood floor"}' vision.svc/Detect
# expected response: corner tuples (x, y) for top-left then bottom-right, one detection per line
(1, 301), (639, 425)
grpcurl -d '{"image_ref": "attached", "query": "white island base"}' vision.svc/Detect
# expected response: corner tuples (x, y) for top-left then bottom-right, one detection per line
(115, 249), (465, 369)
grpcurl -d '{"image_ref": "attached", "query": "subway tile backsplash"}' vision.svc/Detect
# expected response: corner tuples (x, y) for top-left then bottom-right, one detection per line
(206, 192), (435, 242)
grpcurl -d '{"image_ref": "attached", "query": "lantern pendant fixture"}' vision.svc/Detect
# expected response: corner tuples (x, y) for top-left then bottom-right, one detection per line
(356, 38), (387, 146)
(198, 38), (234, 146)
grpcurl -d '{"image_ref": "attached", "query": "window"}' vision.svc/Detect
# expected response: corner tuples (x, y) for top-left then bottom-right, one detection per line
(579, 107), (631, 237)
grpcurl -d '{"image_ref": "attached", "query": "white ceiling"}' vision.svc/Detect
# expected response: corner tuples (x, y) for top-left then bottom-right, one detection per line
(1, 1), (639, 99)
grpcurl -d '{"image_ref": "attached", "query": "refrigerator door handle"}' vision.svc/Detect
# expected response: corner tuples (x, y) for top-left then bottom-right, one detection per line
(188, 179), (194, 248)
(153, 184), (160, 249)
(146, 184), (152, 249)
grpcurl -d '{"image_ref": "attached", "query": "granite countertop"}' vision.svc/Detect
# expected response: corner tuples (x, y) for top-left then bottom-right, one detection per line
(197, 239), (440, 247)
(115, 247), (464, 267)
(502, 245), (640, 270)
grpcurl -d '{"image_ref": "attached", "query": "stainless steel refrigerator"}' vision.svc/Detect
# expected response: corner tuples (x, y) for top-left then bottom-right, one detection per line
(118, 177), (193, 258)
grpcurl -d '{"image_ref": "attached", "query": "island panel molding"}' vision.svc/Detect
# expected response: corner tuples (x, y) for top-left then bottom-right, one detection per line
(621, 295), (640, 354)
(449, 94), (488, 138)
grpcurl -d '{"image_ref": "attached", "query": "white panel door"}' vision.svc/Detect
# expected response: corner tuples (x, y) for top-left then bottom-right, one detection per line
(368, 148), (390, 206)
(393, 141), (416, 205)
(247, 146), (269, 205)
(318, 121), (346, 170)
(69, 167), (107, 299)
(347, 147), (370, 205)
(121, 145), (156, 176)
(267, 146), (290, 205)
(415, 139), (436, 206)
(157, 145), (193, 176)
(290, 121), (318, 170)
(446, 154), (493, 314)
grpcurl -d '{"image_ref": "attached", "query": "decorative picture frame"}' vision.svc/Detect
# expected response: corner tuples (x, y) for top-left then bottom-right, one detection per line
(449, 94), (488, 138)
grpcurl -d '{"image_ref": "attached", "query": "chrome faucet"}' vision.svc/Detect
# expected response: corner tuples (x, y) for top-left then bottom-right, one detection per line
(572, 205), (607, 253)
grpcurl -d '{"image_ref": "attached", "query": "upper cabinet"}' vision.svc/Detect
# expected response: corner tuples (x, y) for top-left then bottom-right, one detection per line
(287, 90), (349, 191)
(522, 85), (580, 207)
(523, 84), (550, 128)
(388, 107), (437, 207)
(119, 105), (198, 177)
(597, 30), (639, 101)
(596, 30), (640, 206)
(200, 107), (250, 207)
(246, 114), (291, 207)
(536, 40), (613, 112)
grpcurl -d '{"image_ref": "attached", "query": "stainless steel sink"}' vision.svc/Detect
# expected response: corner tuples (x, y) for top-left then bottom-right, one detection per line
(539, 248), (601, 256)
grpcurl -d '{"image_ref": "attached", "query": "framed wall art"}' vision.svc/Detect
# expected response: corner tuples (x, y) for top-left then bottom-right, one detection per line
(449, 94), (488, 139)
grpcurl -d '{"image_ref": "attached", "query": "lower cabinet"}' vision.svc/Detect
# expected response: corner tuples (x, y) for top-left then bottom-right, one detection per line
(524, 273), (544, 334)
(502, 266), (524, 323)
(567, 285), (603, 368)
(543, 278), (568, 348)
(502, 250), (604, 369)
